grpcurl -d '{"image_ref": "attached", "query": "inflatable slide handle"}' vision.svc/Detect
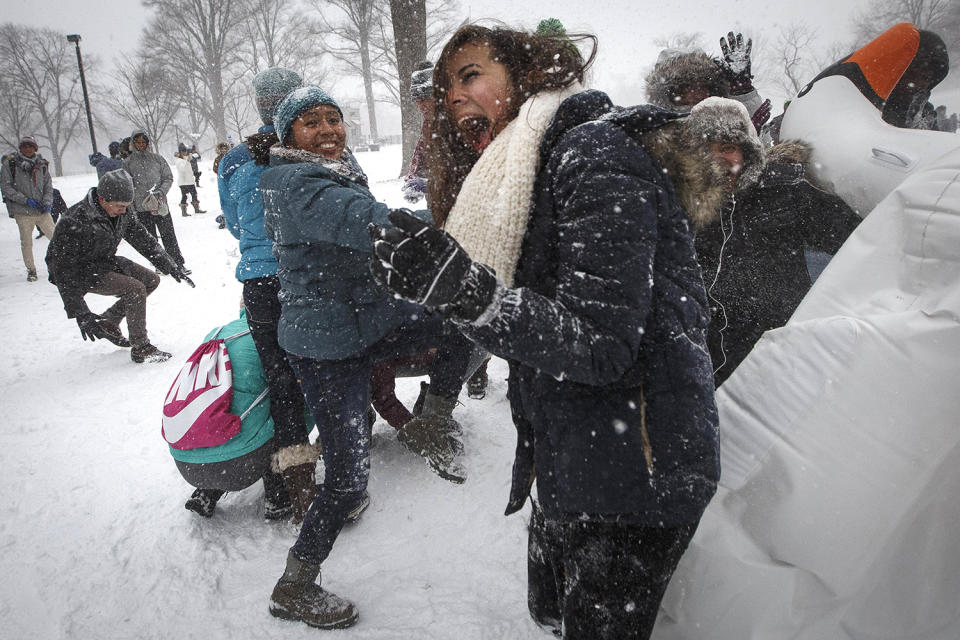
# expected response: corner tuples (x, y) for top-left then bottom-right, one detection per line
(871, 146), (916, 170)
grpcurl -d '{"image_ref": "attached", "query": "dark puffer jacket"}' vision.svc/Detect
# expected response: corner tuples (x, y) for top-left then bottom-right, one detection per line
(458, 91), (720, 527)
(45, 188), (177, 317)
(695, 141), (861, 386)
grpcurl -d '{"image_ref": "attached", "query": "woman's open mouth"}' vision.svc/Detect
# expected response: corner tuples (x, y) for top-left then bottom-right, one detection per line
(457, 115), (493, 152)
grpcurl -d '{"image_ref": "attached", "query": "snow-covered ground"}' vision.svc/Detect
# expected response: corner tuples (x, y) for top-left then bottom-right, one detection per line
(0, 145), (544, 639)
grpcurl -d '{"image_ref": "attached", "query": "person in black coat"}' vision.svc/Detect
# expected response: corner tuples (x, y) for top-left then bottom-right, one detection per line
(687, 97), (861, 386)
(45, 169), (193, 363)
(370, 24), (721, 640)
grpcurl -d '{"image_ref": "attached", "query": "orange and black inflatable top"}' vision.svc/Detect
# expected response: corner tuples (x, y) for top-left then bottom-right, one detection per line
(798, 23), (949, 109)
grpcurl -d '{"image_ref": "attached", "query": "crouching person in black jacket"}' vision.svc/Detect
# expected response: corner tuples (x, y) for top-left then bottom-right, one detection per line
(45, 169), (194, 363)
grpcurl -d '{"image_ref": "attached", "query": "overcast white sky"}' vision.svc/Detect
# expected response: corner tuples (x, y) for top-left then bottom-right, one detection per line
(4, 0), (955, 137)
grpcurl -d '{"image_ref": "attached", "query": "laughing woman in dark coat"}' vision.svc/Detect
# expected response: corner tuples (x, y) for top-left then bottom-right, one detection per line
(371, 24), (720, 640)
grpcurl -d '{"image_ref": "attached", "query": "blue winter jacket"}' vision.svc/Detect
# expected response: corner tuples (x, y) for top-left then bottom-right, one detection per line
(218, 125), (277, 281)
(260, 148), (430, 360)
(457, 91), (720, 526)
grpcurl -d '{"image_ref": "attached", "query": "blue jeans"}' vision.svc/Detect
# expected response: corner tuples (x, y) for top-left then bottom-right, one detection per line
(288, 312), (475, 565)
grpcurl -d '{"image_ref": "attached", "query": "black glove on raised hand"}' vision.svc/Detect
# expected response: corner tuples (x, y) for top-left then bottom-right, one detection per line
(717, 31), (754, 95)
(76, 311), (106, 342)
(368, 209), (498, 322)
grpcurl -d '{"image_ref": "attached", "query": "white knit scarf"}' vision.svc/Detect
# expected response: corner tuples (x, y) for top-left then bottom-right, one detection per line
(443, 83), (582, 286)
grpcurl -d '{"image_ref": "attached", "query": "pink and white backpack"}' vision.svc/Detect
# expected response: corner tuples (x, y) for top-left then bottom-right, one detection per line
(161, 328), (267, 450)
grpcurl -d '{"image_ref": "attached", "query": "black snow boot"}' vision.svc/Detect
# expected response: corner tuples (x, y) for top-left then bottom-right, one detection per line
(185, 488), (225, 518)
(269, 551), (359, 629)
(131, 343), (172, 364)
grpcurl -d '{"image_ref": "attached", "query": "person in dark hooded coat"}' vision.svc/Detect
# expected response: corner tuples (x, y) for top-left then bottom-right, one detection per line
(687, 97), (861, 386)
(370, 23), (721, 640)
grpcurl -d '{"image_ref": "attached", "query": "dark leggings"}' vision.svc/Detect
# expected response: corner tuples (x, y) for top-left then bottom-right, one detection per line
(527, 501), (697, 639)
(243, 276), (309, 450)
(179, 184), (199, 204)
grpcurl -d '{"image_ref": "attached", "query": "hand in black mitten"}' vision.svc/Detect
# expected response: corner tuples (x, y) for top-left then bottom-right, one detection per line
(170, 266), (195, 288)
(751, 99), (772, 133)
(76, 311), (106, 342)
(717, 31), (754, 95)
(368, 209), (498, 322)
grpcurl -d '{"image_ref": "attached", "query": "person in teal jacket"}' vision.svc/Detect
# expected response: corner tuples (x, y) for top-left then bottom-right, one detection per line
(259, 86), (478, 630)
(214, 67), (321, 524)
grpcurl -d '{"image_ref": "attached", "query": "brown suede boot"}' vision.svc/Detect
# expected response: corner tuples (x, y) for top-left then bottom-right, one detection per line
(179, 203), (190, 217)
(192, 200), (207, 213)
(269, 551), (358, 629)
(272, 441), (322, 524)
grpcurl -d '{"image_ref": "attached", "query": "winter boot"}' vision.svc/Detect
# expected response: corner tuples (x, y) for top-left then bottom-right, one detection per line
(273, 441), (322, 524)
(466, 360), (489, 400)
(26, 270), (38, 282)
(180, 203), (191, 217)
(192, 200), (207, 214)
(185, 488), (225, 518)
(263, 471), (294, 521)
(344, 492), (370, 524)
(412, 381), (429, 416)
(98, 320), (131, 348)
(397, 392), (466, 484)
(269, 551), (359, 629)
(131, 343), (173, 363)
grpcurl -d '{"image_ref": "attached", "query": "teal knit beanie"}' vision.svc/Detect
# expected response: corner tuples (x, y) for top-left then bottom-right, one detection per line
(274, 86), (343, 144)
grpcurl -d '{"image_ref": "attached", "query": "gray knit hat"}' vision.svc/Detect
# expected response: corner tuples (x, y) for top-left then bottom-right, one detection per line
(274, 86), (343, 144)
(253, 67), (304, 125)
(645, 49), (730, 112)
(683, 97), (764, 188)
(98, 169), (135, 203)
(409, 61), (433, 102)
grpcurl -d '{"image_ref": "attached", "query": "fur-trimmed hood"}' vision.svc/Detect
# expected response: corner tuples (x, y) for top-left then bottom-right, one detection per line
(645, 49), (730, 112)
(602, 101), (751, 230)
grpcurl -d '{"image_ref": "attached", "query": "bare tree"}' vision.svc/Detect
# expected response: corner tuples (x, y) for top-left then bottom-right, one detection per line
(110, 57), (183, 153)
(0, 24), (90, 175)
(241, 0), (325, 77)
(0, 76), (40, 152)
(853, 0), (959, 70)
(312, 0), (390, 142)
(142, 0), (250, 142)
(389, 0), (426, 173)
(653, 32), (708, 53)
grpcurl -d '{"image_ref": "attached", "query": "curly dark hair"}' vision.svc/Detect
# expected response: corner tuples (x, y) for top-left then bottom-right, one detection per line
(427, 24), (596, 226)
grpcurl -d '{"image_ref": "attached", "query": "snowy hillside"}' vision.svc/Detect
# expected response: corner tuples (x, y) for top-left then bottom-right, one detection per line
(0, 145), (545, 639)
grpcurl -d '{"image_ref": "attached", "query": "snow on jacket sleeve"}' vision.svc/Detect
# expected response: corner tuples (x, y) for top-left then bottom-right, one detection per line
(458, 122), (660, 387)
(47, 215), (93, 317)
(277, 163), (431, 252)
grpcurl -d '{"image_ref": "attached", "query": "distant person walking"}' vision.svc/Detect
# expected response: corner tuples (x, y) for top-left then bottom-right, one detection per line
(1, 136), (54, 282)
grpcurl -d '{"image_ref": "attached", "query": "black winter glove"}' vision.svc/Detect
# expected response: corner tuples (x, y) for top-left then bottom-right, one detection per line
(717, 31), (754, 95)
(169, 266), (195, 288)
(368, 209), (498, 322)
(76, 311), (106, 342)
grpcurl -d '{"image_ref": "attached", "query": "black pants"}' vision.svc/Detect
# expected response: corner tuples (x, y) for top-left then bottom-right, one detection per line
(137, 210), (185, 267)
(175, 441), (288, 505)
(527, 501), (696, 639)
(179, 184), (199, 204)
(242, 276), (309, 450)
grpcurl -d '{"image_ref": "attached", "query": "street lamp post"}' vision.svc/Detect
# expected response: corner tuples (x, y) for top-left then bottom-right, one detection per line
(66, 34), (97, 154)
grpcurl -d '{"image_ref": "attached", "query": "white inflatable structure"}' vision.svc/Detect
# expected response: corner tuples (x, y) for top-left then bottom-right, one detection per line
(654, 93), (960, 638)
(779, 74), (958, 217)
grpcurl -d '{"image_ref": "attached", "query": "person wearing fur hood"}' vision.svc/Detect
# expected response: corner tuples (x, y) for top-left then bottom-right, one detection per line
(645, 31), (772, 134)
(686, 97), (861, 387)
